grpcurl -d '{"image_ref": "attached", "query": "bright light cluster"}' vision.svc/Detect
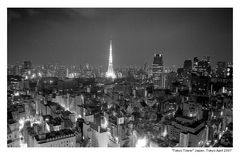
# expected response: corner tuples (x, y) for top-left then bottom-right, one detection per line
(106, 72), (116, 79)
(18, 118), (25, 131)
(162, 128), (167, 137)
(135, 136), (148, 147)
(101, 116), (108, 129)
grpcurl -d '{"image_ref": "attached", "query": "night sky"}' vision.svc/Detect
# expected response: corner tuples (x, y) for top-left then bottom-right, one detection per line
(8, 8), (232, 67)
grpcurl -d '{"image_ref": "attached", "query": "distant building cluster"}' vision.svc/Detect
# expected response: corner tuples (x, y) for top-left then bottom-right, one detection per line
(7, 41), (232, 147)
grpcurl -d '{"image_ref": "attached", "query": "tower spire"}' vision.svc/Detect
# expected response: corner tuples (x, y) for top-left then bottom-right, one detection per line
(109, 40), (112, 64)
(106, 40), (116, 79)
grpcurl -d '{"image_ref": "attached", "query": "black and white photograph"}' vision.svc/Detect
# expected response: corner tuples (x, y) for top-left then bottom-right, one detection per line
(6, 8), (233, 148)
(3, 0), (238, 152)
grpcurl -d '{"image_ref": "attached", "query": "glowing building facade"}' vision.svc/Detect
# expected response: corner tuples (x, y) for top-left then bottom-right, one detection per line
(106, 40), (116, 79)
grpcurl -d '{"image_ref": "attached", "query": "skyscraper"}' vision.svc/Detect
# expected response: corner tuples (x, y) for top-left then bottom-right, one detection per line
(216, 61), (227, 78)
(23, 61), (32, 70)
(193, 57), (199, 71)
(23, 61), (32, 74)
(183, 60), (192, 72)
(106, 40), (116, 79)
(152, 53), (165, 88)
(226, 63), (233, 78)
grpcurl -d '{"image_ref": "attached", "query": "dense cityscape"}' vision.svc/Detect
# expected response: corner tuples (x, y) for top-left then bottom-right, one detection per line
(7, 39), (233, 147)
(7, 8), (233, 148)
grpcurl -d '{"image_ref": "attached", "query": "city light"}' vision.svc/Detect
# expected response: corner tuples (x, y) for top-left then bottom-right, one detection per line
(14, 91), (20, 96)
(75, 114), (82, 121)
(31, 73), (36, 79)
(38, 72), (42, 77)
(135, 137), (148, 147)
(115, 137), (119, 144)
(106, 72), (116, 79)
(46, 123), (50, 132)
(101, 116), (108, 129)
(162, 128), (167, 137)
(206, 141), (210, 146)
(19, 118), (25, 131)
(198, 141), (204, 146)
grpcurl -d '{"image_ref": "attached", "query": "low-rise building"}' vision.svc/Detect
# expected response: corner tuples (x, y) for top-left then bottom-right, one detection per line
(7, 119), (20, 147)
(167, 116), (207, 147)
(33, 129), (76, 147)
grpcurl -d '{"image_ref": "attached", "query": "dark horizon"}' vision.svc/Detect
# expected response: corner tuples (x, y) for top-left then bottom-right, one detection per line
(8, 8), (233, 67)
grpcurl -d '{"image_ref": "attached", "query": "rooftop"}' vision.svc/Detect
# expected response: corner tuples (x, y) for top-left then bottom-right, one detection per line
(35, 129), (75, 144)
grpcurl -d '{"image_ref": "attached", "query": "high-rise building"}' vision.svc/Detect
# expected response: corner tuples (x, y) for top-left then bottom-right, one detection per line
(7, 65), (15, 75)
(192, 57), (199, 72)
(152, 53), (165, 88)
(13, 64), (23, 75)
(23, 61), (32, 71)
(57, 66), (67, 79)
(66, 68), (69, 78)
(106, 40), (116, 79)
(153, 53), (163, 66)
(216, 61), (227, 78)
(226, 63), (233, 78)
(192, 57), (211, 76)
(191, 75), (210, 96)
(183, 60), (192, 72)
(198, 57), (211, 76)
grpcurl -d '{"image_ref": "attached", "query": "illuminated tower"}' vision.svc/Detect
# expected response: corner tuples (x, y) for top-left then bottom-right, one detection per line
(106, 40), (116, 79)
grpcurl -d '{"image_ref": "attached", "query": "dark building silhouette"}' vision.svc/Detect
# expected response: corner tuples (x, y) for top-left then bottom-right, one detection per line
(23, 61), (32, 71)
(192, 57), (211, 76)
(216, 61), (227, 78)
(183, 60), (192, 72)
(193, 57), (199, 71)
(153, 54), (163, 66)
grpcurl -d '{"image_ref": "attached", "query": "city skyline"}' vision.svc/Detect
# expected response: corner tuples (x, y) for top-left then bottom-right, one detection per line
(8, 8), (232, 67)
(7, 8), (233, 148)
